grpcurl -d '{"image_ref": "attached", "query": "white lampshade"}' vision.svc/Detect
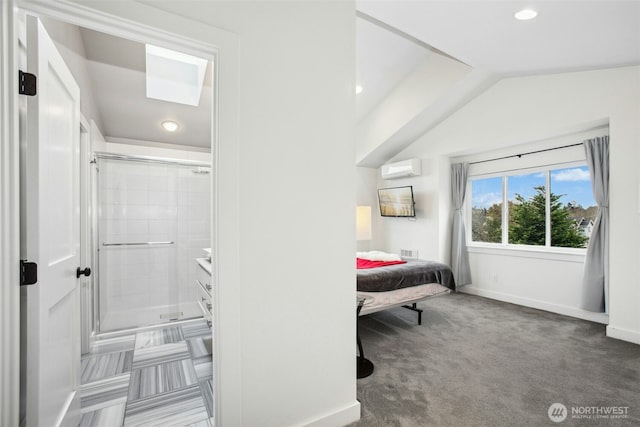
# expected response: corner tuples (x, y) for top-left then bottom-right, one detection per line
(356, 206), (372, 241)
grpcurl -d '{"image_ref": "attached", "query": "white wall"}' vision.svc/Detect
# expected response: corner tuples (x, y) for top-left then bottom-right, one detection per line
(357, 158), (451, 263)
(73, 1), (359, 426)
(391, 66), (640, 342)
(378, 158), (450, 262)
(196, 4), (358, 425)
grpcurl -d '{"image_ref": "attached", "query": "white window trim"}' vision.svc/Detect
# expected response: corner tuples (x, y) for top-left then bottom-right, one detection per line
(467, 244), (586, 263)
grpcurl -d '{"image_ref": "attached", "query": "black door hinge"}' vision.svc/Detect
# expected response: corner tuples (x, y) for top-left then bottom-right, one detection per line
(19, 70), (37, 96)
(20, 260), (38, 286)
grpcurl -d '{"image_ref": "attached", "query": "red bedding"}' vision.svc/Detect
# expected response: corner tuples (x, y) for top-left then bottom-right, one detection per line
(357, 258), (407, 269)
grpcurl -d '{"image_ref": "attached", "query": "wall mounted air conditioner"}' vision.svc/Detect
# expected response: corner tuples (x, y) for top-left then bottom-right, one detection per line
(381, 159), (421, 179)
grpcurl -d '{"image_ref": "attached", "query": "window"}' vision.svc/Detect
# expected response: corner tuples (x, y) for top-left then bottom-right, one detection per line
(471, 177), (502, 243)
(508, 172), (547, 246)
(470, 165), (596, 249)
(550, 166), (596, 248)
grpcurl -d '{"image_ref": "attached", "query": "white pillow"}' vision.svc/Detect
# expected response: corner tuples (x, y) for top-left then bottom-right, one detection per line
(356, 251), (402, 262)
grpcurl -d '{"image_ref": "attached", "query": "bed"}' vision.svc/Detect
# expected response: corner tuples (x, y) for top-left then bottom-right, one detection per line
(357, 256), (456, 324)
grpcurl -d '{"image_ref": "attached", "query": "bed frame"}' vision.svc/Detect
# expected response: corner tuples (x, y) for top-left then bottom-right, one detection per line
(357, 282), (452, 325)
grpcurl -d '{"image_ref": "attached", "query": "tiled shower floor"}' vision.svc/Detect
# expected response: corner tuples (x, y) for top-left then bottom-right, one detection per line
(80, 320), (213, 427)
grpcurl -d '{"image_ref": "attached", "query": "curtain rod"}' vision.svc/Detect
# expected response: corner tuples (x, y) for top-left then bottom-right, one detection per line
(469, 142), (583, 165)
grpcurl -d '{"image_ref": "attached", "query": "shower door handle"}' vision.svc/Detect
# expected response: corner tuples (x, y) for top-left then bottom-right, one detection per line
(76, 267), (92, 278)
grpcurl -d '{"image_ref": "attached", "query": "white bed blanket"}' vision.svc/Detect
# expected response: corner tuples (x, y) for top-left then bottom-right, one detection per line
(356, 250), (403, 262)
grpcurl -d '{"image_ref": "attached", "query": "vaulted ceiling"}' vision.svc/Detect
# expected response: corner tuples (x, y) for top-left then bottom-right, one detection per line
(356, 0), (640, 167)
(55, 2), (640, 161)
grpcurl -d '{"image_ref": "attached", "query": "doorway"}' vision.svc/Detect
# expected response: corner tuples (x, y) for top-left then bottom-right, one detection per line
(26, 15), (216, 338)
(10, 4), (214, 425)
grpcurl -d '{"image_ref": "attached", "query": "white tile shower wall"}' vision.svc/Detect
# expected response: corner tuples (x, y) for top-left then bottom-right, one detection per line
(98, 159), (210, 330)
(176, 167), (211, 308)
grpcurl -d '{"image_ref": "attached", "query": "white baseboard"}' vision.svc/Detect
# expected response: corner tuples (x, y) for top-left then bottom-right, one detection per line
(302, 401), (360, 427)
(606, 325), (640, 345)
(460, 286), (609, 324)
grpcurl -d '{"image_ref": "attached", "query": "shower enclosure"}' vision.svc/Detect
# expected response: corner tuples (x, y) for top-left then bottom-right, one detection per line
(93, 153), (211, 332)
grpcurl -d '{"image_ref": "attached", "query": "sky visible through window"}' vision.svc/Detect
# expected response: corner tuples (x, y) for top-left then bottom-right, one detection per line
(508, 173), (545, 203)
(472, 166), (595, 209)
(550, 166), (595, 208)
(471, 177), (502, 208)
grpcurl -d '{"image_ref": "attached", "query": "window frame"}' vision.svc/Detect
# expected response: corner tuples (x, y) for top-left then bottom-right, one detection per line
(466, 160), (592, 255)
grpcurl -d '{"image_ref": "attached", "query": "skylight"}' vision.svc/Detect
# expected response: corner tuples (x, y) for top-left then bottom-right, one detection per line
(145, 44), (208, 106)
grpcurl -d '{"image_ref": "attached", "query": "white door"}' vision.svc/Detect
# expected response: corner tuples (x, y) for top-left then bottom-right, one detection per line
(22, 16), (82, 427)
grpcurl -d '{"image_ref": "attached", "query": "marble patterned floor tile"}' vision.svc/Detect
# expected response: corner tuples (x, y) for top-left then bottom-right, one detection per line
(89, 334), (136, 356)
(132, 341), (190, 369)
(186, 336), (211, 359)
(79, 402), (126, 427)
(128, 358), (198, 401)
(188, 335), (213, 380)
(199, 378), (214, 418)
(81, 373), (130, 412)
(186, 418), (212, 427)
(82, 321), (213, 426)
(134, 326), (183, 349)
(81, 350), (133, 384)
(193, 359), (213, 381)
(124, 384), (209, 427)
(181, 321), (211, 339)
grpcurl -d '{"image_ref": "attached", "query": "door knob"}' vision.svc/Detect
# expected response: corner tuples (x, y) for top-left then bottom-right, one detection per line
(76, 267), (91, 278)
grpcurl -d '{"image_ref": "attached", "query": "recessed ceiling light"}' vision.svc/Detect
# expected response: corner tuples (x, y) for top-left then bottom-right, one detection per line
(355, 85), (363, 95)
(161, 120), (180, 132)
(514, 9), (538, 20)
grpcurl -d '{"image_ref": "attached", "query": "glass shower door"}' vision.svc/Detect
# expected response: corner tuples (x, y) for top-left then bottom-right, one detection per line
(95, 154), (211, 333)
(97, 157), (180, 332)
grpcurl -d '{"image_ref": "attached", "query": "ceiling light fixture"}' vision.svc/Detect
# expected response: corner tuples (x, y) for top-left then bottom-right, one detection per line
(355, 85), (363, 94)
(161, 120), (180, 132)
(514, 9), (538, 20)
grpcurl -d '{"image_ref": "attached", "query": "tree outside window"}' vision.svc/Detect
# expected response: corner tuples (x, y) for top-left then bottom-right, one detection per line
(471, 177), (502, 243)
(507, 173), (546, 246)
(471, 166), (596, 248)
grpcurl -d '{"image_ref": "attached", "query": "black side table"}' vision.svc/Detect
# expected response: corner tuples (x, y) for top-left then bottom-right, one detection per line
(357, 297), (374, 379)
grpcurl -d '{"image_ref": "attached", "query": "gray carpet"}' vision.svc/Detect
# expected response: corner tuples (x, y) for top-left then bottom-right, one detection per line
(350, 293), (640, 427)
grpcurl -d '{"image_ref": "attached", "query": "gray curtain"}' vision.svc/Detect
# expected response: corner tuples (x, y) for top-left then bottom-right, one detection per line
(451, 163), (471, 286)
(582, 136), (609, 313)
